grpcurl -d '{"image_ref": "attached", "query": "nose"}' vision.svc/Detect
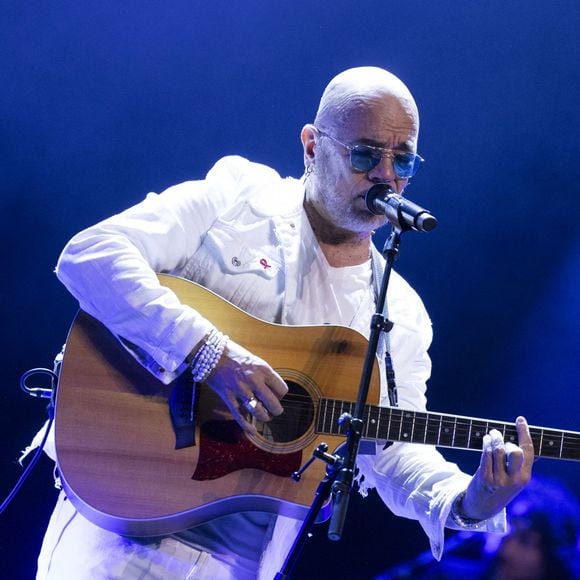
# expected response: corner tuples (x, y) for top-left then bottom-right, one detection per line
(367, 155), (396, 184)
(367, 156), (408, 195)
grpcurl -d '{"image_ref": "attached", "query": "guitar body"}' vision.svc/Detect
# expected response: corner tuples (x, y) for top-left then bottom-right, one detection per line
(55, 274), (381, 536)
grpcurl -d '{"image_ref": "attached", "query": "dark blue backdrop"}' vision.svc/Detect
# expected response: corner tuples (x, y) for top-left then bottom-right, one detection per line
(1, 2), (579, 578)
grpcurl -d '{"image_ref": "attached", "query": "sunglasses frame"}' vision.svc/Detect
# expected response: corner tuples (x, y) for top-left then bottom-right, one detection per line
(315, 128), (424, 179)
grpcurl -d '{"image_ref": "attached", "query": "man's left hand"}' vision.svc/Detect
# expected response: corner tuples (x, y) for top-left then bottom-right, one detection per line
(458, 416), (535, 521)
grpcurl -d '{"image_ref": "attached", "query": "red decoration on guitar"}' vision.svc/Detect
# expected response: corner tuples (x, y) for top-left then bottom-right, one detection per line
(192, 420), (302, 480)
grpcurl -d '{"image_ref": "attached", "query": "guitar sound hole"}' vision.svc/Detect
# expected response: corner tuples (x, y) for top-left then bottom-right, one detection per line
(254, 381), (314, 444)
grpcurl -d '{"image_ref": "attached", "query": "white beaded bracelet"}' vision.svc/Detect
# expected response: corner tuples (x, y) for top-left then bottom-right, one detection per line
(190, 329), (229, 383)
(449, 490), (484, 529)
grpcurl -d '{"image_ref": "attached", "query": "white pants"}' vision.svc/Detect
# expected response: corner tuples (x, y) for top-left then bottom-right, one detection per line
(37, 492), (256, 579)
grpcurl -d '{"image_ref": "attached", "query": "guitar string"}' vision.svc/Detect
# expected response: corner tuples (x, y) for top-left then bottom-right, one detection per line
(278, 394), (580, 437)
(263, 400), (580, 433)
(254, 396), (580, 456)
(277, 395), (580, 436)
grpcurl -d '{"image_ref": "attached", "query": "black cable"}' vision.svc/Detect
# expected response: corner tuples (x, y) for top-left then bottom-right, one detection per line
(0, 413), (54, 515)
(19, 367), (58, 399)
(1, 362), (60, 515)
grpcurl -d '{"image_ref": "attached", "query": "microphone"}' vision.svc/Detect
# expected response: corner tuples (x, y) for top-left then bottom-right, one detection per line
(365, 184), (438, 232)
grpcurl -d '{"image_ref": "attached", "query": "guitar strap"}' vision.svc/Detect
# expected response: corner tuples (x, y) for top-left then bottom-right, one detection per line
(370, 244), (398, 408)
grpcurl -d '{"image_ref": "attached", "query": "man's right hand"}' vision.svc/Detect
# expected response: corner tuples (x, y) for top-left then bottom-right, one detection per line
(204, 340), (288, 434)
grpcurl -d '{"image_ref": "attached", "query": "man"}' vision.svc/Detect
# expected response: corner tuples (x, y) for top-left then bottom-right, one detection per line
(37, 66), (534, 579)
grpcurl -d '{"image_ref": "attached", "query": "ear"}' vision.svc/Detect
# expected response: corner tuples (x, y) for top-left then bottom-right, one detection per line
(300, 124), (317, 168)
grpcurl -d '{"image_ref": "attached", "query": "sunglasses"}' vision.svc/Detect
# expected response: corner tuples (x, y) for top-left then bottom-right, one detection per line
(316, 129), (424, 179)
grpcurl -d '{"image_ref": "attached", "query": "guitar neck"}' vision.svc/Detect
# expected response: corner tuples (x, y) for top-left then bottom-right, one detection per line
(316, 399), (580, 461)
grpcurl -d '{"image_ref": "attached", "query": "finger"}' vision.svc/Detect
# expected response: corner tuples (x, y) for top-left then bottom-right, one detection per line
(254, 383), (285, 416)
(492, 449), (506, 477)
(265, 368), (289, 399)
(505, 442), (524, 476)
(240, 394), (271, 423)
(489, 429), (504, 445)
(225, 391), (257, 435)
(489, 429), (506, 475)
(516, 416), (535, 466)
(480, 433), (494, 480)
(253, 399), (272, 422)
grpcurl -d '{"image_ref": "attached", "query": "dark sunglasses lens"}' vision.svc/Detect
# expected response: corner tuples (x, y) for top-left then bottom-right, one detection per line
(394, 153), (421, 178)
(350, 148), (380, 172)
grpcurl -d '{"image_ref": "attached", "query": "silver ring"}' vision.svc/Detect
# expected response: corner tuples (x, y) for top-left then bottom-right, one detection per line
(242, 395), (258, 412)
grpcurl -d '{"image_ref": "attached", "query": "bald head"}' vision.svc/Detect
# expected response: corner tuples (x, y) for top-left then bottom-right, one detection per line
(314, 66), (419, 138)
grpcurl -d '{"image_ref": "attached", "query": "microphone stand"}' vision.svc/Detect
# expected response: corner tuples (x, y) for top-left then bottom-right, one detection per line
(275, 222), (409, 579)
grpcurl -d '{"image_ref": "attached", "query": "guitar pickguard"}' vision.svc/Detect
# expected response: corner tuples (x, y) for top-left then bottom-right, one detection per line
(192, 420), (302, 480)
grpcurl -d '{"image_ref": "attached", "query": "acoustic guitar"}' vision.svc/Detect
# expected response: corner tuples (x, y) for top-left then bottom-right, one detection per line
(54, 274), (580, 537)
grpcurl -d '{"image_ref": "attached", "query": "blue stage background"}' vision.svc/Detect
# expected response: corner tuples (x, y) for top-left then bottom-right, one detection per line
(1, 2), (578, 578)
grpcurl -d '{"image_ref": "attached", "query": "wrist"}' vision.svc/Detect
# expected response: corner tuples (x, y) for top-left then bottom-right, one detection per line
(449, 490), (484, 529)
(189, 328), (229, 383)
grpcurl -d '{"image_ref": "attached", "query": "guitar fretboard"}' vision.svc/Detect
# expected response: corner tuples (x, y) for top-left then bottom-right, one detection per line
(316, 399), (580, 461)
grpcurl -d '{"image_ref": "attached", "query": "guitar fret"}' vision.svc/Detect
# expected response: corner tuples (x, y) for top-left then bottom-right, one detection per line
(400, 411), (414, 442)
(318, 398), (326, 433)
(361, 405), (369, 437)
(539, 428), (565, 458)
(424, 413), (442, 445)
(361, 406), (369, 437)
(451, 417), (457, 446)
(412, 411), (428, 445)
(469, 420), (486, 450)
(439, 416), (455, 447)
(327, 399), (334, 433)
(383, 408), (393, 441)
(505, 426), (516, 444)
(393, 409), (403, 441)
(453, 418), (470, 449)
(366, 405), (380, 439)
(362, 407), (371, 438)
(323, 398), (333, 434)
(398, 411), (404, 441)
(331, 399), (339, 434)
(330, 400), (338, 434)
(375, 406), (382, 439)
(562, 433), (580, 460)
(380, 408), (389, 439)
